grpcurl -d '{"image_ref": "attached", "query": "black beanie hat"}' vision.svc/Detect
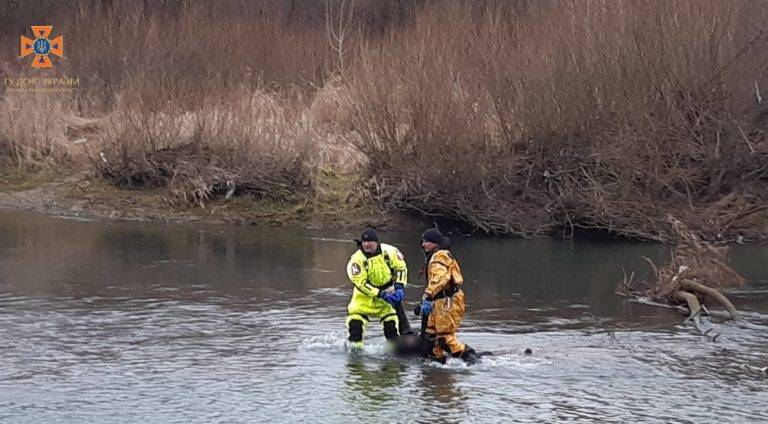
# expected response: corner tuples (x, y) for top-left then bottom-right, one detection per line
(361, 227), (379, 242)
(421, 228), (443, 244)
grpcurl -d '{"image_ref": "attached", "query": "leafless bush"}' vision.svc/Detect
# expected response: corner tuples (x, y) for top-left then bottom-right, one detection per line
(2, 1), (768, 237)
(95, 91), (314, 206)
(0, 1), (337, 202)
(345, 0), (768, 241)
(0, 0), (414, 200)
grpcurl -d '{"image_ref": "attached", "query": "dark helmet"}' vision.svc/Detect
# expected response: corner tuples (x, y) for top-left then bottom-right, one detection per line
(421, 228), (442, 244)
(360, 227), (379, 242)
(422, 228), (450, 249)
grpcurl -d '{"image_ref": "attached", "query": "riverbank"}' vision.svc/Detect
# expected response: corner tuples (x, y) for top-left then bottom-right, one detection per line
(0, 166), (403, 230)
(3, 2), (768, 243)
(3, 165), (768, 242)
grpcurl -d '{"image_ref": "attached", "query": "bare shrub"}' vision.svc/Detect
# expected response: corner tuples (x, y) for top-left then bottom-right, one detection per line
(95, 89), (314, 206)
(2, 0), (768, 238)
(345, 0), (768, 241)
(0, 0), (335, 173)
(0, 0), (417, 200)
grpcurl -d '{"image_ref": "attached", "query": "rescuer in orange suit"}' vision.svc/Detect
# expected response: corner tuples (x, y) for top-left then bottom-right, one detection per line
(418, 228), (479, 364)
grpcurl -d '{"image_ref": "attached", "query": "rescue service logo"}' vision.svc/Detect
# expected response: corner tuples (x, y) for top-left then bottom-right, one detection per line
(20, 26), (63, 68)
(350, 263), (362, 276)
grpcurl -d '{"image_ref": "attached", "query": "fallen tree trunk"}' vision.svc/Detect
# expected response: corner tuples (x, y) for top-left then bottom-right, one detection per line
(673, 289), (719, 337)
(673, 290), (701, 315)
(617, 216), (746, 337)
(680, 279), (740, 320)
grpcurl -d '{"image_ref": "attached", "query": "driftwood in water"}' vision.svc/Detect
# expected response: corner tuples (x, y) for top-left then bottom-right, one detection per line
(617, 216), (746, 335)
(673, 290), (704, 326)
(680, 279), (739, 320)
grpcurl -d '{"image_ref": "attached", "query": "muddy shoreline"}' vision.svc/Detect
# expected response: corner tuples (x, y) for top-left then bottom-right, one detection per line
(2, 169), (767, 243)
(0, 170), (408, 230)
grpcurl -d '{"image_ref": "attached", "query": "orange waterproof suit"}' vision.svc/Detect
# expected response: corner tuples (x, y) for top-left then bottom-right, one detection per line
(423, 249), (468, 360)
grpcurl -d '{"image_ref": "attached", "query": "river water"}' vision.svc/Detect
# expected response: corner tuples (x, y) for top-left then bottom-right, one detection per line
(0, 210), (766, 423)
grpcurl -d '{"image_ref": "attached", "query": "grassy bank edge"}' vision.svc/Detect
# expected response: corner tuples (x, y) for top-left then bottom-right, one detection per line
(0, 164), (397, 230)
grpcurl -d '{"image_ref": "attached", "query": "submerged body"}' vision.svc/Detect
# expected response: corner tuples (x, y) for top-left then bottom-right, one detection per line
(393, 333), (436, 358)
(393, 332), (495, 362)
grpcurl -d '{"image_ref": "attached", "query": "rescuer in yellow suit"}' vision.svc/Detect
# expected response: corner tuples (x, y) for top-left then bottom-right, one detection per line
(346, 228), (408, 349)
(418, 228), (479, 364)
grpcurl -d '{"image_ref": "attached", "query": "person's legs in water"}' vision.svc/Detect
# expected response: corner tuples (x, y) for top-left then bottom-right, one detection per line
(347, 312), (400, 350)
(432, 334), (479, 363)
(381, 313), (399, 342)
(380, 311), (400, 355)
(346, 313), (369, 349)
(424, 306), (442, 362)
(428, 292), (479, 364)
(434, 333), (465, 359)
(394, 301), (414, 336)
(347, 292), (399, 349)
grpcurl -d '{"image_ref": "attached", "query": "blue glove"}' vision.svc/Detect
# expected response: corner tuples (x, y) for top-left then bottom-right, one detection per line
(391, 287), (404, 303)
(379, 289), (397, 305)
(420, 299), (433, 315)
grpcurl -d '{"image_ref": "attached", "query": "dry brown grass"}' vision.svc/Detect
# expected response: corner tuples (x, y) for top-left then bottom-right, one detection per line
(1, 1), (768, 238)
(93, 90), (314, 206)
(0, 0), (416, 205)
(344, 0), (768, 241)
(0, 95), (70, 170)
(0, 0), (336, 203)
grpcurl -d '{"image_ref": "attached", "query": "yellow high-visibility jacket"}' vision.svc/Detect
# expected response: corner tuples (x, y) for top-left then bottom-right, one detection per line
(346, 243), (408, 299)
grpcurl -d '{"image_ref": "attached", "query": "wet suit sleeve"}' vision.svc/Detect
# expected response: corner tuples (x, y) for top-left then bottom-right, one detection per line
(424, 250), (452, 298)
(347, 256), (380, 298)
(389, 247), (408, 286)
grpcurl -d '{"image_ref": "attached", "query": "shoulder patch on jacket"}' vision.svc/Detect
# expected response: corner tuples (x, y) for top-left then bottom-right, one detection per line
(350, 262), (362, 276)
